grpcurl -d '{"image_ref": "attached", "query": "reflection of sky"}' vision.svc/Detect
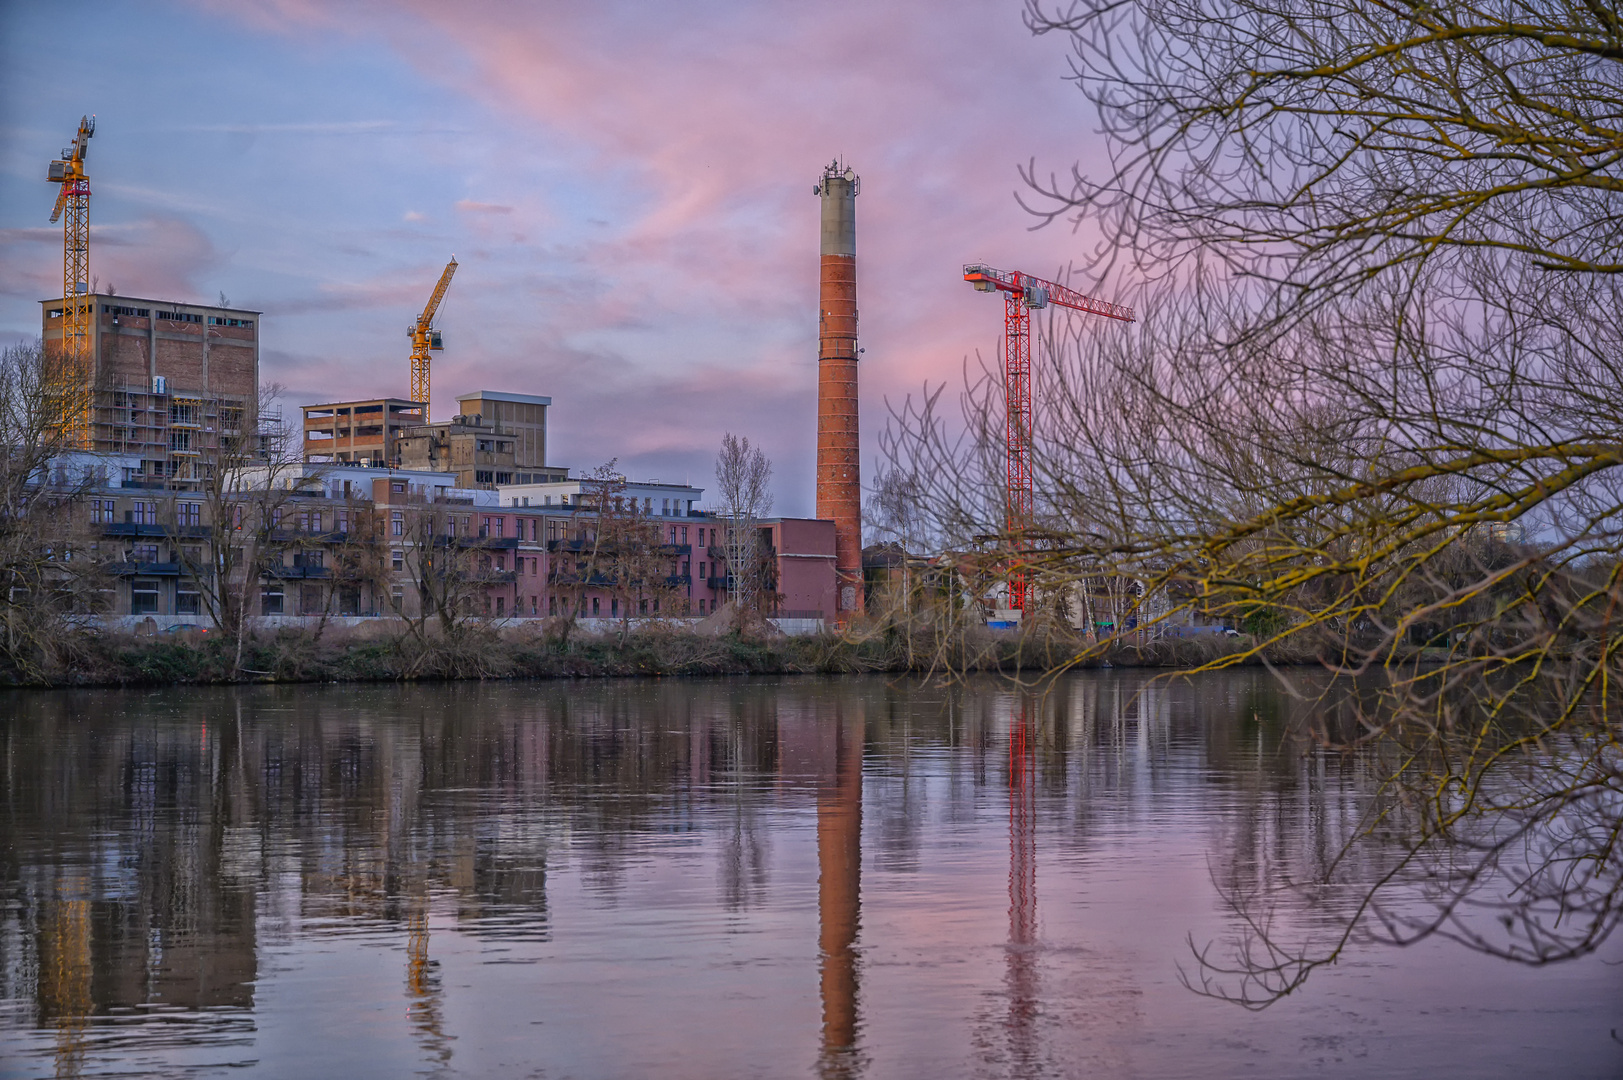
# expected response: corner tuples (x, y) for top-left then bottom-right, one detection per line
(0, 1), (1118, 514)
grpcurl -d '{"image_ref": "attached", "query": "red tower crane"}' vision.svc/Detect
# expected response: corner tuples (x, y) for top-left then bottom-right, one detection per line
(963, 264), (1134, 611)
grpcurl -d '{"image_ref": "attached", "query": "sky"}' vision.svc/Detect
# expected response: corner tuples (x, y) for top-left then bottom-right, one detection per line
(0, 0), (1118, 515)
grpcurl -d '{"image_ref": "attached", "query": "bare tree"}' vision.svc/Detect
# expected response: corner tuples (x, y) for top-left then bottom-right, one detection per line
(171, 383), (316, 672)
(714, 434), (773, 631)
(880, 0), (1623, 998)
(0, 340), (105, 681)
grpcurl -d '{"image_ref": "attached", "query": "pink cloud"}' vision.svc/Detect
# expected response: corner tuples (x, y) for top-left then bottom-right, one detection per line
(183, 0), (1125, 511)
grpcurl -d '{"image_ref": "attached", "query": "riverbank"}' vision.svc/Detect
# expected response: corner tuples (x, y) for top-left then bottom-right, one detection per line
(4, 620), (1272, 688)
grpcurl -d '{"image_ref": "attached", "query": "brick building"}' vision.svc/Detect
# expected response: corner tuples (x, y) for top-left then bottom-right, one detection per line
(41, 293), (260, 488)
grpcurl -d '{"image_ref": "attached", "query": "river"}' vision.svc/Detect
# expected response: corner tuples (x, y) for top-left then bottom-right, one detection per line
(0, 672), (1617, 1078)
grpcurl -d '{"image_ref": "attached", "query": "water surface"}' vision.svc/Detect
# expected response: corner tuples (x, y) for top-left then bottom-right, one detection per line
(1, 673), (1617, 1078)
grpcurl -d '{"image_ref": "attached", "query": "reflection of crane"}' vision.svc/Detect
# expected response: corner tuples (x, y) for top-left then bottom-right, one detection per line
(1006, 704), (1038, 1070)
(47, 115), (96, 446)
(963, 265), (1134, 611)
(408, 258), (458, 416)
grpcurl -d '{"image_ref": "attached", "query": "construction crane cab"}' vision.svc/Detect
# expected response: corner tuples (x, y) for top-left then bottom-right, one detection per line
(408, 257), (457, 413)
(48, 115), (94, 223)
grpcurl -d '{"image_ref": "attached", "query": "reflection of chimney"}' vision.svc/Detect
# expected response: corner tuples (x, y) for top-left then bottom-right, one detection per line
(817, 710), (863, 1070)
(815, 161), (863, 619)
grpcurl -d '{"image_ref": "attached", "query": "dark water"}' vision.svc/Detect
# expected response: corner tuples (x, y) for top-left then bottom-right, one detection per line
(0, 673), (1617, 1079)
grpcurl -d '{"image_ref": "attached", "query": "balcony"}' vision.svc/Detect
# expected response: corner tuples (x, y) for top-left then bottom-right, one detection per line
(111, 561), (182, 577)
(103, 522), (167, 538)
(707, 577), (733, 591)
(264, 565), (331, 580)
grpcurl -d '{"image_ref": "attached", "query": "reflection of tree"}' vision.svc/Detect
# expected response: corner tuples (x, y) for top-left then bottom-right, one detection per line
(1187, 673), (1623, 1008)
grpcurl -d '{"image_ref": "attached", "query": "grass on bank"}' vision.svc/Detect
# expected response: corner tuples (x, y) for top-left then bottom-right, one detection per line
(1, 616), (1267, 688)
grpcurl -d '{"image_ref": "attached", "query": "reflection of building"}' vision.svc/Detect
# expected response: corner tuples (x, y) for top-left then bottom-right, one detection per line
(41, 293), (260, 488)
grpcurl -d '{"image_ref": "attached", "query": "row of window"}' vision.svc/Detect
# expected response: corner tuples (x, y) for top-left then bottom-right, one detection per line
(102, 305), (150, 317)
(157, 311), (203, 324)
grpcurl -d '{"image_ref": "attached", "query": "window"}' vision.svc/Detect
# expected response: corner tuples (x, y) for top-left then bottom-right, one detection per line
(495, 473), (512, 485)
(644, 498), (652, 513)
(697, 527), (705, 546)
(667, 526), (676, 544)
(176, 583), (200, 615)
(591, 597), (600, 616)
(261, 584), (284, 615)
(680, 526), (688, 544)
(299, 584), (323, 615)
(495, 596), (505, 617)
(179, 502), (201, 527)
(475, 471), (494, 484)
(89, 498), (113, 524)
(700, 561), (707, 579)
(392, 549), (404, 572)
(494, 555), (505, 571)
(549, 596), (557, 616)
(131, 501), (156, 525)
(699, 598), (706, 614)
(391, 584), (405, 609)
(293, 550), (323, 569)
(662, 498), (671, 515)
(391, 512), (404, 537)
(392, 482), (406, 494)
(611, 598), (619, 616)
(530, 596), (538, 616)
(134, 544), (159, 563)
(337, 510), (350, 534)
(131, 579), (161, 615)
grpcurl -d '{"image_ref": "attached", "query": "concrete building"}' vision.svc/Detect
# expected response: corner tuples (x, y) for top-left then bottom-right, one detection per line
(301, 398), (425, 466)
(40, 293), (261, 488)
(455, 391), (550, 470)
(497, 475), (703, 516)
(389, 391), (562, 490)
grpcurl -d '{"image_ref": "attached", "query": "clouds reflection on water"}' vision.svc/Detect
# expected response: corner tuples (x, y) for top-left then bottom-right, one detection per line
(0, 673), (1617, 1078)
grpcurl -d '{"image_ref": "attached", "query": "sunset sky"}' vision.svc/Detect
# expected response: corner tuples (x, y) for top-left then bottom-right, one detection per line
(0, 0), (1118, 514)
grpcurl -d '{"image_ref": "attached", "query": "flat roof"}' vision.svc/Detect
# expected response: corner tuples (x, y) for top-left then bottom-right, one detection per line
(302, 398), (425, 410)
(457, 390), (553, 407)
(41, 293), (264, 315)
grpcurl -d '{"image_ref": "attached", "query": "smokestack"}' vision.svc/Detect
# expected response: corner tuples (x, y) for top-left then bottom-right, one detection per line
(815, 161), (863, 618)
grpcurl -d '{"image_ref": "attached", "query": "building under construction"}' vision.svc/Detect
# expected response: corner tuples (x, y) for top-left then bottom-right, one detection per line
(39, 293), (261, 488)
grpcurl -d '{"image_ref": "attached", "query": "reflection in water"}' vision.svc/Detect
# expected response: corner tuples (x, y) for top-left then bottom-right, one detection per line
(817, 704), (863, 1078)
(1004, 706), (1037, 1075)
(406, 904), (451, 1069)
(0, 673), (1617, 1079)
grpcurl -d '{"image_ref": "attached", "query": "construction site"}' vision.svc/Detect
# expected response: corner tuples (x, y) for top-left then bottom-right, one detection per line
(33, 115), (1150, 633)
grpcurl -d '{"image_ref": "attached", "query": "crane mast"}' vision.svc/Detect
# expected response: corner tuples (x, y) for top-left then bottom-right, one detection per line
(47, 115), (95, 447)
(409, 258), (457, 416)
(963, 264), (1135, 612)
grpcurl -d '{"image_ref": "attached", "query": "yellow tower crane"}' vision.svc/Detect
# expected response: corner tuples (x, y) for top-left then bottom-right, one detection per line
(46, 115), (95, 446)
(409, 258), (457, 416)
